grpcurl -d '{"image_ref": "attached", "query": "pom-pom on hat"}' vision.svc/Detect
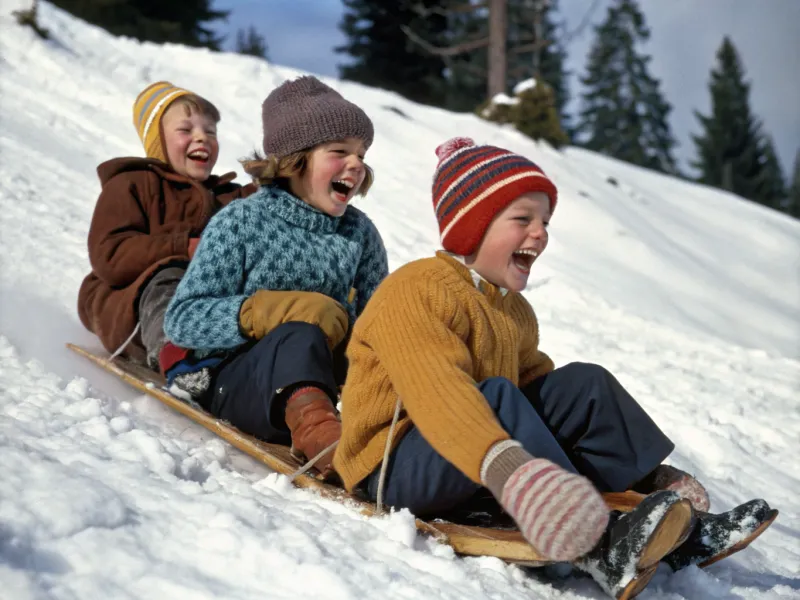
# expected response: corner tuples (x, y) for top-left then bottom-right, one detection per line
(432, 137), (558, 256)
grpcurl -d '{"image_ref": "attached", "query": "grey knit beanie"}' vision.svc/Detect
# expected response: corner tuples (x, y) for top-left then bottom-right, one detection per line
(261, 76), (374, 158)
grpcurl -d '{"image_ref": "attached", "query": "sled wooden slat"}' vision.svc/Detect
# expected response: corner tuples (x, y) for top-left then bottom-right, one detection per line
(67, 343), (644, 566)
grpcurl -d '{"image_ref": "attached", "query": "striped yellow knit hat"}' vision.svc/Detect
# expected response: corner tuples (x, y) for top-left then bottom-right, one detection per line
(133, 81), (192, 163)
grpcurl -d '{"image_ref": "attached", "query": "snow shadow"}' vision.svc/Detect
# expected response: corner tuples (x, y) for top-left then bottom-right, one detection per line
(0, 288), (136, 400)
(0, 523), (71, 576)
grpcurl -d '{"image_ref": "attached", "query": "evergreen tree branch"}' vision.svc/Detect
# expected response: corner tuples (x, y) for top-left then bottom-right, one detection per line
(400, 24), (490, 57)
(560, 0), (600, 45)
(509, 40), (551, 54)
(454, 59), (489, 76)
(409, 1), (489, 17)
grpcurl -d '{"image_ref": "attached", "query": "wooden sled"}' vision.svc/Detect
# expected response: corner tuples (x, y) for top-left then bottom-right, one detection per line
(67, 343), (646, 566)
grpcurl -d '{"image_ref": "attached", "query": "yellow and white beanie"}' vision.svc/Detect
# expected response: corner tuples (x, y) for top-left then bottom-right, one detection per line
(133, 81), (192, 163)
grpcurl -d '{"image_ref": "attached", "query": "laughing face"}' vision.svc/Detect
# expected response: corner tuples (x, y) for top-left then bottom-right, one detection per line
(290, 138), (367, 217)
(161, 101), (219, 181)
(465, 192), (551, 292)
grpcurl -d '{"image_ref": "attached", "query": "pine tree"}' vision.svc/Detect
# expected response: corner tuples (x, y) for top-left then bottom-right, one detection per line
(512, 81), (569, 148)
(786, 150), (800, 218)
(757, 136), (786, 210)
(236, 26), (268, 59)
(336, 0), (449, 107)
(537, 2), (570, 135)
(342, 0), (569, 120)
(506, 0), (570, 136)
(426, 0), (571, 119)
(691, 37), (785, 209)
(48, 0), (228, 50)
(441, 1), (489, 112)
(576, 0), (677, 173)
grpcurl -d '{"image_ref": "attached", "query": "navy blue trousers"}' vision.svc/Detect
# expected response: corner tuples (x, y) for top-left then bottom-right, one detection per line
(207, 322), (339, 446)
(362, 363), (674, 516)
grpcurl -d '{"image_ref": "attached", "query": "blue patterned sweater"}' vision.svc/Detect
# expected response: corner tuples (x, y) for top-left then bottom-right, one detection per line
(164, 185), (389, 353)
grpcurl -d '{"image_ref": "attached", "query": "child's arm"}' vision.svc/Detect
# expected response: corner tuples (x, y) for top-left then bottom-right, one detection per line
(163, 204), (249, 350)
(353, 217), (389, 315)
(88, 175), (189, 286)
(364, 279), (510, 484)
(517, 300), (555, 387)
(519, 348), (555, 388)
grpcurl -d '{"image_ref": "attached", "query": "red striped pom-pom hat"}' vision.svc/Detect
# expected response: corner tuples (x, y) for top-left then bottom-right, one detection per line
(432, 137), (558, 256)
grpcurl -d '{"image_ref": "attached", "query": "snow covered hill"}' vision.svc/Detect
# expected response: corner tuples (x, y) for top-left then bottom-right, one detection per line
(1, 2), (798, 599)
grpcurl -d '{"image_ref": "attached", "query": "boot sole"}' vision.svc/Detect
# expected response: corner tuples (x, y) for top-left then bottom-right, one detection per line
(698, 508), (779, 569)
(614, 498), (694, 600)
(616, 564), (657, 600)
(637, 498), (694, 571)
(603, 498), (694, 600)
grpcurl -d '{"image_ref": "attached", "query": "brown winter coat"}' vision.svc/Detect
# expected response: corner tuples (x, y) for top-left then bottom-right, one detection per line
(77, 157), (256, 361)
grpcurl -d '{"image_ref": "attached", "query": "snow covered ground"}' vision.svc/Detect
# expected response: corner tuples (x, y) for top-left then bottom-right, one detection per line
(1, 2), (798, 598)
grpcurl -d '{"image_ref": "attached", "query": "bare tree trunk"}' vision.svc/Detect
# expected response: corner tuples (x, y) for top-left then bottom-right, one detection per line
(487, 0), (507, 98)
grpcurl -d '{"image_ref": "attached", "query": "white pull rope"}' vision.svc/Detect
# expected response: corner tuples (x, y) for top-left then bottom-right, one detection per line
(288, 439), (340, 482)
(104, 322), (141, 365)
(376, 395), (403, 514)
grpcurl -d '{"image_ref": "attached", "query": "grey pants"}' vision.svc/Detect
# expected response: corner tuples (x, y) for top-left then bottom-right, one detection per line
(138, 266), (185, 369)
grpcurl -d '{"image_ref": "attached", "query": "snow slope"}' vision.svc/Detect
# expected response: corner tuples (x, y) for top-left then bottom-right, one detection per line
(1, 2), (798, 599)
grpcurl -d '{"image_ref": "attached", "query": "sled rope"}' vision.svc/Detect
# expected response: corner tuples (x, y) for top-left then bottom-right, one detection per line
(105, 322), (141, 366)
(288, 439), (339, 482)
(376, 394), (403, 514)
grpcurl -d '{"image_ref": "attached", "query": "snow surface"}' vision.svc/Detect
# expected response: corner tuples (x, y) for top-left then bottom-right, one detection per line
(1, 2), (799, 599)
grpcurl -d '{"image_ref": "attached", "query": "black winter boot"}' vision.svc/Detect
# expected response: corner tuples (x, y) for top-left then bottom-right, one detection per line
(574, 490), (694, 600)
(664, 499), (778, 571)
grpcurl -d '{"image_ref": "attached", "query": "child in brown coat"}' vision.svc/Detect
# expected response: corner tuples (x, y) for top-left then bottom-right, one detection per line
(77, 81), (255, 378)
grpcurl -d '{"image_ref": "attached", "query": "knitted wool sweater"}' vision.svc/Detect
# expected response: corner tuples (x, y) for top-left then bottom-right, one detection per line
(333, 252), (555, 492)
(164, 185), (388, 352)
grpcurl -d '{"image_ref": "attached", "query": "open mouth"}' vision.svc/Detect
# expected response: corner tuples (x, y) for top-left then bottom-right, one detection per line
(187, 149), (210, 164)
(512, 249), (538, 273)
(331, 179), (356, 202)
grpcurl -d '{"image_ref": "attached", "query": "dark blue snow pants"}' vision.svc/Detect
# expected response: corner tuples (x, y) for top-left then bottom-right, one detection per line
(361, 362), (675, 516)
(206, 322), (339, 446)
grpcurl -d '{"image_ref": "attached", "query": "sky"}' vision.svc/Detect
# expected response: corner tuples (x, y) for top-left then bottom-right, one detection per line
(211, 0), (799, 178)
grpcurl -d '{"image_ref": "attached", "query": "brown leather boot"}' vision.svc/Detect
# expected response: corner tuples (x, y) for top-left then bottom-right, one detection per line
(633, 464), (710, 512)
(284, 386), (341, 479)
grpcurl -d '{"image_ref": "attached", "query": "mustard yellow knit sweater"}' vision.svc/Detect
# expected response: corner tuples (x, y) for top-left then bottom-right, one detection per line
(334, 252), (554, 492)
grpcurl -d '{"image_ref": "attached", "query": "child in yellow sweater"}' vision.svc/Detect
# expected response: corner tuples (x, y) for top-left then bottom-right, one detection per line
(334, 137), (776, 599)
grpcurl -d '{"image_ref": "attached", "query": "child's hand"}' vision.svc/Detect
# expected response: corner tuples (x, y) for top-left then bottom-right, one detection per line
(500, 458), (608, 561)
(239, 290), (348, 349)
(188, 237), (200, 259)
(484, 445), (609, 562)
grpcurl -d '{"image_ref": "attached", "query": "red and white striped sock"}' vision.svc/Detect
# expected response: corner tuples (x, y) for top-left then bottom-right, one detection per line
(481, 441), (609, 562)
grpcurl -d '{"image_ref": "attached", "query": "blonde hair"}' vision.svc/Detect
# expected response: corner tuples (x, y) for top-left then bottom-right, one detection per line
(170, 94), (221, 123)
(241, 149), (374, 195)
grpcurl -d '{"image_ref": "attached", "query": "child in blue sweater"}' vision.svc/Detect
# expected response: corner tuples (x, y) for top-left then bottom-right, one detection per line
(164, 76), (388, 476)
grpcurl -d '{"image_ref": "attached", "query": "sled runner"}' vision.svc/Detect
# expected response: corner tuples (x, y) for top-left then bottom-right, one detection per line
(68, 343), (649, 566)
